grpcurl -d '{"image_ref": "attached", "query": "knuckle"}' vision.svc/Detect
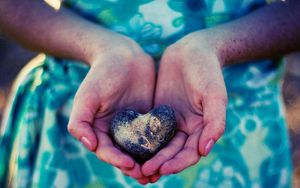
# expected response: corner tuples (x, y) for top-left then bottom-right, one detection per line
(73, 85), (91, 101)
(189, 154), (199, 165)
(183, 150), (199, 165)
(95, 147), (107, 162)
(204, 118), (226, 140)
(215, 124), (226, 138)
(155, 152), (169, 162)
(138, 179), (148, 185)
(119, 46), (137, 60)
(165, 44), (178, 55)
(204, 83), (228, 108)
(172, 169), (181, 174)
(219, 93), (228, 106)
(96, 153), (104, 162)
(182, 147), (199, 165)
(183, 146), (195, 154)
(190, 155), (199, 166)
(206, 82), (226, 97)
(169, 142), (183, 151)
(67, 124), (77, 137)
(72, 95), (82, 107)
(162, 45), (181, 62)
(155, 152), (166, 160)
(132, 171), (143, 179)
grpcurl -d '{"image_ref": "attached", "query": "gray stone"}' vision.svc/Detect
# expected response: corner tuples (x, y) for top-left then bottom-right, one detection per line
(110, 105), (177, 163)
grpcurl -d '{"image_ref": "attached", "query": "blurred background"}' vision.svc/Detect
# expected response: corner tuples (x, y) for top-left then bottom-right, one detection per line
(1, 31), (300, 186)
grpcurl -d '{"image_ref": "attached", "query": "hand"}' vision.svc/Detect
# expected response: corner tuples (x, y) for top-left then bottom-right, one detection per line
(67, 31), (155, 183)
(142, 31), (228, 179)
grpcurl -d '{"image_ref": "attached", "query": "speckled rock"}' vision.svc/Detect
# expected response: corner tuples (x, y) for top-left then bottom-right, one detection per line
(110, 105), (177, 163)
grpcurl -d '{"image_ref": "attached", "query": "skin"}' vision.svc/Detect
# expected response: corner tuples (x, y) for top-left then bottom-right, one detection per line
(0, 0), (154, 182)
(1, 0), (300, 185)
(142, 0), (300, 182)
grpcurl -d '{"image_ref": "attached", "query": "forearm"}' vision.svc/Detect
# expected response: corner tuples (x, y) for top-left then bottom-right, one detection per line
(0, 0), (110, 64)
(203, 1), (300, 65)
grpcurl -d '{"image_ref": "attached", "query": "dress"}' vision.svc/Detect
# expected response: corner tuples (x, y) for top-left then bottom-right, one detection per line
(0, 0), (292, 187)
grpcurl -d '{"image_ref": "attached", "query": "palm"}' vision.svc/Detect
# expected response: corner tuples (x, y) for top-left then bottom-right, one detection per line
(91, 57), (155, 165)
(142, 56), (205, 175)
(156, 61), (205, 133)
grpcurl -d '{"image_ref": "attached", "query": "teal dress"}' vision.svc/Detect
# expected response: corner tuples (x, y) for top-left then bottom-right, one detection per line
(0, 0), (292, 187)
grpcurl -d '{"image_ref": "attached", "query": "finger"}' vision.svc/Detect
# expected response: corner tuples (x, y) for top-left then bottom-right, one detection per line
(150, 173), (161, 183)
(199, 82), (227, 156)
(68, 78), (99, 151)
(137, 176), (150, 185)
(95, 130), (135, 168)
(142, 132), (187, 176)
(160, 130), (201, 175)
(120, 163), (143, 179)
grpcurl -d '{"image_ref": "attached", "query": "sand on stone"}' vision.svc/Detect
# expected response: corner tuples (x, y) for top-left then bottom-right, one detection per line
(114, 113), (169, 152)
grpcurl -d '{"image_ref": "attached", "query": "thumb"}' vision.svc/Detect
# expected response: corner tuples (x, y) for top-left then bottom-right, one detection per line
(68, 80), (98, 151)
(198, 82), (227, 156)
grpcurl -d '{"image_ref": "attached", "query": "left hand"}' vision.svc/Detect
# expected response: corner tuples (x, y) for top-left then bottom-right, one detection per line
(142, 31), (228, 181)
(67, 31), (156, 184)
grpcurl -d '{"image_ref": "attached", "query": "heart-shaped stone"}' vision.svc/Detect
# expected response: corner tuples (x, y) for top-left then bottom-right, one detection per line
(110, 105), (177, 163)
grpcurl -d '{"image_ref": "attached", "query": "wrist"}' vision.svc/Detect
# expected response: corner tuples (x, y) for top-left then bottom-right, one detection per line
(84, 28), (143, 66)
(192, 30), (228, 67)
(79, 26), (112, 65)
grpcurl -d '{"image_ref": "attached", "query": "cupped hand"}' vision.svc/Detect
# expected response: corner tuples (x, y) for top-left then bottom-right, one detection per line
(142, 31), (228, 179)
(67, 31), (155, 183)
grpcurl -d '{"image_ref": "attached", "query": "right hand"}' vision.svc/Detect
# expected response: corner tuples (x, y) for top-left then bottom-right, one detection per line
(142, 31), (227, 180)
(67, 31), (155, 184)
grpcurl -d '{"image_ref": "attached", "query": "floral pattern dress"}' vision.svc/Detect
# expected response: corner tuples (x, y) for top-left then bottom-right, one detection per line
(0, 0), (292, 187)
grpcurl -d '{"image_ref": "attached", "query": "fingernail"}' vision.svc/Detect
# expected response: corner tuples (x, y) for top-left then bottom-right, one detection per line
(204, 139), (215, 156)
(80, 136), (92, 151)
